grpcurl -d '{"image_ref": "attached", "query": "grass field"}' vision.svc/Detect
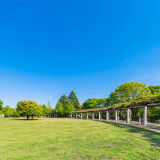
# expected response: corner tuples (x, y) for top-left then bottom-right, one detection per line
(0, 118), (160, 160)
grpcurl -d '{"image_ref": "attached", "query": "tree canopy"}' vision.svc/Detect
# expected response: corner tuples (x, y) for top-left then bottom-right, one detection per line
(148, 85), (160, 94)
(0, 99), (3, 110)
(55, 93), (75, 117)
(82, 82), (157, 110)
(3, 106), (15, 117)
(82, 98), (107, 109)
(63, 100), (74, 115)
(110, 82), (147, 103)
(16, 100), (41, 119)
(55, 100), (64, 116)
(59, 95), (68, 105)
(68, 91), (80, 110)
(39, 104), (47, 116)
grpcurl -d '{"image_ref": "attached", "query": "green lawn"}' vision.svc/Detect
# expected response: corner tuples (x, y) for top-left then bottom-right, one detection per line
(0, 118), (160, 160)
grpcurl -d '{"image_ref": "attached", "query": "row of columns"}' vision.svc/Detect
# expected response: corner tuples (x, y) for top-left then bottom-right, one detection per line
(71, 106), (148, 125)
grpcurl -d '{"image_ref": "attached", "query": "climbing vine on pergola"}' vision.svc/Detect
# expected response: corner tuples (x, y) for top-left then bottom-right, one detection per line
(71, 94), (160, 126)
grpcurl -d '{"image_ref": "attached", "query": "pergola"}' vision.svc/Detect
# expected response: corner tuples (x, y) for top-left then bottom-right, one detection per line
(70, 95), (160, 126)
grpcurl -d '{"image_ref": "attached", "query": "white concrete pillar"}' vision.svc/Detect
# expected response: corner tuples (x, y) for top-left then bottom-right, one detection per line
(76, 113), (77, 119)
(99, 111), (101, 120)
(86, 112), (88, 119)
(92, 112), (95, 120)
(126, 108), (130, 123)
(81, 113), (83, 119)
(115, 110), (118, 122)
(106, 111), (109, 121)
(143, 106), (147, 125)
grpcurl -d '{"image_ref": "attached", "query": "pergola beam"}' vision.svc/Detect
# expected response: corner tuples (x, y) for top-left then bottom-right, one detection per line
(71, 101), (160, 115)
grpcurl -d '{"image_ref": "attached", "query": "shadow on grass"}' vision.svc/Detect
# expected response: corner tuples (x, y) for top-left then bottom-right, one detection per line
(11, 118), (39, 121)
(99, 120), (160, 148)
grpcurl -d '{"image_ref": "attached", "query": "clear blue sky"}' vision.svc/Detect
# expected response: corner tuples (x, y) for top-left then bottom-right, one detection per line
(0, 0), (160, 108)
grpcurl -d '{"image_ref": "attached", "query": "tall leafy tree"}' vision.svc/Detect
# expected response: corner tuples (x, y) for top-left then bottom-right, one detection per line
(16, 100), (42, 119)
(45, 102), (52, 117)
(0, 109), (3, 115)
(39, 104), (47, 116)
(3, 106), (15, 117)
(56, 94), (75, 116)
(47, 102), (52, 108)
(107, 92), (119, 105)
(55, 100), (64, 116)
(59, 95), (68, 106)
(148, 85), (160, 94)
(63, 100), (74, 115)
(135, 88), (152, 99)
(68, 91), (80, 110)
(109, 82), (147, 103)
(82, 98), (107, 109)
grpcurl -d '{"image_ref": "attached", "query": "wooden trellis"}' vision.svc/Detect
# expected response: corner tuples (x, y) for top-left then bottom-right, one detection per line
(70, 95), (160, 126)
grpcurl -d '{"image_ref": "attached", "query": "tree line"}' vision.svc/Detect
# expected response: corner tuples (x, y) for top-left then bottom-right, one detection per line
(0, 91), (80, 119)
(0, 82), (160, 121)
(0, 101), (53, 119)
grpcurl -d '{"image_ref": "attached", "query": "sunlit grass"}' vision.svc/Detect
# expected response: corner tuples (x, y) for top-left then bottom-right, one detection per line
(0, 118), (160, 160)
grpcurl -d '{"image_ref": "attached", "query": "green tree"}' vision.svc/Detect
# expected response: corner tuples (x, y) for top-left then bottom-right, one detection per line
(56, 94), (75, 116)
(82, 98), (107, 109)
(47, 102), (52, 108)
(39, 104), (47, 116)
(63, 100), (74, 116)
(148, 107), (160, 122)
(45, 108), (52, 117)
(108, 92), (119, 105)
(59, 95), (68, 105)
(148, 85), (160, 94)
(16, 100), (41, 119)
(68, 91), (80, 110)
(3, 106), (15, 117)
(46, 102), (52, 117)
(109, 82), (147, 103)
(135, 87), (152, 99)
(55, 100), (64, 116)
(0, 109), (3, 115)
(104, 97), (113, 106)
(14, 109), (19, 117)
(0, 99), (3, 110)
